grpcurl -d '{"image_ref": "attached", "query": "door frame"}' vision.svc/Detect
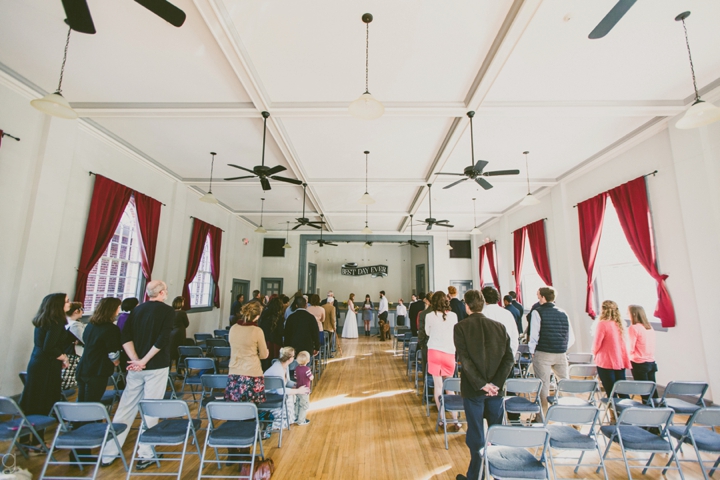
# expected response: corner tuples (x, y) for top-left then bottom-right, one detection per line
(307, 263), (317, 295)
(231, 279), (250, 304)
(261, 277), (284, 297)
(416, 264), (426, 296)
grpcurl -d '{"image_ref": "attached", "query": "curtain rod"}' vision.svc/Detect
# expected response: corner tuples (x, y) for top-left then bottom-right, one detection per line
(1, 131), (20, 141)
(89, 171), (166, 206)
(511, 218), (547, 233)
(190, 216), (225, 232)
(572, 170), (657, 208)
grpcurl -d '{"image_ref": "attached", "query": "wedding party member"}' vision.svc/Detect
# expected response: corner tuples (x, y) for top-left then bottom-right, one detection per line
(378, 291), (390, 341)
(408, 293), (425, 337)
(593, 300), (631, 400)
(169, 296), (189, 371)
(395, 299), (407, 327)
(342, 293), (359, 339)
(627, 305), (658, 401)
(361, 295), (374, 337)
(226, 301), (269, 404)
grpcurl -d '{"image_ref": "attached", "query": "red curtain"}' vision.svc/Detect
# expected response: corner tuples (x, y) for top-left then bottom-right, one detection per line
(74, 176), (134, 304)
(577, 192), (607, 319)
(526, 219), (553, 286)
(134, 191), (162, 298)
(478, 245), (486, 288)
(608, 177), (675, 327)
(208, 225), (223, 308)
(513, 228), (526, 304)
(484, 242), (502, 306)
(182, 219), (211, 310)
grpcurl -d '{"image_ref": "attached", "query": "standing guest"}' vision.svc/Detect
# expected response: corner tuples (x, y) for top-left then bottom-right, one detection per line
(285, 291), (303, 321)
(503, 295), (522, 336)
(229, 293), (244, 326)
(528, 287), (575, 411)
(361, 295), (374, 337)
(320, 291), (340, 325)
(249, 290), (263, 305)
(425, 291), (460, 431)
(21, 293), (73, 448)
(448, 286), (467, 322)
(593, 300), (631, 401)
(454, 290), (514, 480)
(321, 295), (337, 357)
(225, 301), (269, 404)
(417, 292), (433, 377)
(481, 287), (519, 358)
(395, 299), (407, 327)
(169, 296), (189, 371)
(100, 280), (175, 469)
(62, 302), (85, 391)
(627, 305), (657, 400)
(259, 297), (286, 370)
(116, 297), (139, 332)
(306, 294), (326, 349)
(293, 351), (313, 426)
(264, 347), (310, 430)
(408, 293), (425, 337)
(377, 291), (390, 341)
(341, 294), (358, 339)
(284, 297), (320, 362)
(508, 291), (524, 322)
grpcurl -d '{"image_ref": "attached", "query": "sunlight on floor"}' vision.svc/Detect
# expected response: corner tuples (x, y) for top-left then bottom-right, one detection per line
(308, 389), (415, 412)
(326, 356), (356, 364)
(416, 464), (452, 480)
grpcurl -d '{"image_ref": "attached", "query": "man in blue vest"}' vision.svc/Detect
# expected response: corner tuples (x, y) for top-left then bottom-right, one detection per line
(528, 286), (575, 411)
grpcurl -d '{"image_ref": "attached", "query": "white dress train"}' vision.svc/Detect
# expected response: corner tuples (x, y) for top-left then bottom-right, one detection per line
(342, 301), (358, 339)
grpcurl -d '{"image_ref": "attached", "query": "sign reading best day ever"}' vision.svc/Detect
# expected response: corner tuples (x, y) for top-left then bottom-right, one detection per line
(340, 264), (389, 276)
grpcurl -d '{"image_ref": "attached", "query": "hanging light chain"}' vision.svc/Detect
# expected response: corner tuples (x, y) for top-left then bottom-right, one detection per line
(208, 152), (216, 194)
(260, 197), (265, 226)
(365, 21), (370, 94)
(57, 27), (72, 94)
(524, 151), (531, 195)
(365, 152), (369, 193)
(473, 197), (477, 226)
(680, 17), (700, 101)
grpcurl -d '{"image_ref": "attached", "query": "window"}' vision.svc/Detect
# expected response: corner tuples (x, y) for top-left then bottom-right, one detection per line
(480, 253), (495, 289)
(449, 240), (471, 258)
(263, 238), (286, 257)
(188, 234), (214, 308)
(520, 236), (546, 306)
(84, 197), (143, 312)
(594, 199), (660, 322)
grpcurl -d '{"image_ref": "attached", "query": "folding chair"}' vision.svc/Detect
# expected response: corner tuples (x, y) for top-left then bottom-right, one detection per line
(100, 373), (123, 414)
(567, 353), (594, 365)
(654, 381), (708, 416)
(437, 378), (465, 450)
(198, 374), (229, 420)
(258, 376), (291, 448)
(503, 378), (544, 425)
(194, 333), (214, 352)
(212, 346), (231, 374)
(402, 334), (415, 361)
(414, 349), (424, 394)
(423, 368), (435, 417)
(182, 358), (217, 402)
(205, 338), (229, 357)
(548, 379), (598, 407)
(545, 405), (607, 480)
(0, 396), (56, 459)
(601, 380), (656, 424)
(213, 329), (227, 338)
(127, 400), (201, 479)
(481, 425), (551, 479)
(40, 402), (128, 480)
(199, 402), (264, 479)
(406, 341), (418, 380)
(568, 363), (598, 379)
(177, 346), (204, 376)
(665, 407), (720, 480)
(164, 375), (180, 400)
(516, 344), (533, 378)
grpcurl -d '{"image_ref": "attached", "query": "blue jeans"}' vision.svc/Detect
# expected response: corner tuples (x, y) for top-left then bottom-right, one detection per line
(463, 394), (504, 480)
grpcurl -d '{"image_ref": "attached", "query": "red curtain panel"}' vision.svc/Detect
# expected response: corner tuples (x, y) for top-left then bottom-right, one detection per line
(512, 228), (526, 304)
(577, 192), (607, 319)
(526, 219), (553, 286)
(134, 191), (162, 290)
(608, 177), (676, 327)
(74, 175), (133, 303)
(208, 225), (223, 308)
(485, 242), (502, 306)
(182, 219), (211, 310)
(478, 245), (486, 288)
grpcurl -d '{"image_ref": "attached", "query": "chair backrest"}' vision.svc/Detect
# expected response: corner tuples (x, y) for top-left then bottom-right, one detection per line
(690, 407), (720, 428)
(505, 378), (542, 395)
(194, 333), (213, 343)
(487, 425), (549, 448)
(403, 333), (413, 341)
(610, 380), (656, 398)
(206, 338), (229, 348)
(568, 364), (597, 378)
(408, 342), (418, 355)
(213, 329), (227, 338)
(517, 344), (530, 354)
(567, 353), (593, 364)
(212, 346), (231, 358)
(178, 346), (204, 357)
(54, 402), (110, 423)
(442, 378), (461, 394)
(201, 374), (229, 391)
(663, 381), (708, 405)
(186, 357), (217, 373)
(139, 399), (190, 419)
(557, 379), (597, 395)
(546, 405), (599, 425)
(207, 401), (258, 422)
(618, 407), (673, 427)
(264, 376), (286, 393)
(0, 396), (23, 417)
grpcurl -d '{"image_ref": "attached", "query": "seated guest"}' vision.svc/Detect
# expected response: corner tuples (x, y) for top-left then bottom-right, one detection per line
(225, 301), (269, 404)
(116, 297), (139, 332)
(170, 296), (189, 371)
(264, 347), (310, 430)
(284, 296), (320, 364)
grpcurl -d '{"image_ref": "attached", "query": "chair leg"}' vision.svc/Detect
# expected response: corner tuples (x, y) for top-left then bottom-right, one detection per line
(197, 432), (209, 479)
(548, 447), (558, 480)
(709, 455), (720, 477)
(597, 435), (614, 474)
(574, 450), (585, 473)
(642, 452), (656, 475)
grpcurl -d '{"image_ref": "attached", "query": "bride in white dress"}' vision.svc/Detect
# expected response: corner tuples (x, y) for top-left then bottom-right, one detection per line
(342, 293), (358, 339)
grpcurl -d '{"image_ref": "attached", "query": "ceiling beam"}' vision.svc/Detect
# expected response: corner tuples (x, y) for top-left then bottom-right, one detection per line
(236, 211), (502, 218)
(181, 177), (559, 187)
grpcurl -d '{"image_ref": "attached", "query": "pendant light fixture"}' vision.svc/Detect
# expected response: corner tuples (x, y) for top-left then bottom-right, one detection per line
(470, 197), (482, 234)
(199, 152), (219, 204)
(445, 228), (453, 250)
(31, 28), (78, 119)
(675, 11), (720, 129)
(520, 151), (540, 206)
(361, 205), (373, 234)
(358, 150), (375, 204)
(349, 13), (384, 120)
(282, 221), (292, 249)
(255, 198), (267, 233)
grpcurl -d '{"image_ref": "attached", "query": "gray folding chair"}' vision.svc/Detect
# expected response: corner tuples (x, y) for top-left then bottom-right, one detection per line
(567, 353), (594, 365)
(127, 400), (201, 479)
(40, 402), (128, 480)
(548, 379), (598, 407)
(100, 373), (123, 414)
(197, 374), (229, 420)
(414, 349), (424, 394)
(599, 407), (684, 480)
(0, 396), (56, 459)
(205, 338), (229, 356)
(437, 378), (465, 450)
(194, 333), (213, 351)
(516, 344), (533, 378)
(164, 375), (180, 400)
(601, 380), (655, 424)
(568, 363), (598, 379)
(402, 334), (416, 361)
(258, 376), (290, 447)
(213, 329), (227, 338)
(212, 346), (231, 373)
(199, 402), (264, 479)
(182, 357), (216, 402)
(423, 368), (435, 417)
(177, 345), (203, 375)
(665, 407), (720, 480)
(406, 341), (418, 379)
(503, 378), (544, 425)
(481, 425), (550, 479)
(545, 405), (607, 480)
(654, 381), (708, 416)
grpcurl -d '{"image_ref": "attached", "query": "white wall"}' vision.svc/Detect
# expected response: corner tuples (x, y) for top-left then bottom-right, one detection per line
(0, 81), (262, 395)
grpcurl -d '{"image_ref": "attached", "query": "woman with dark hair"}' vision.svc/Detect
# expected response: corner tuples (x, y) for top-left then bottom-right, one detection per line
(170, 296), (189, 370)
(425, 291), (460, 431)
(307, 294), (326, 349)
(21, 293), (74, 447)
(361, 294), (374, 337)
(116, 297), (139, 332)
(628, 305), (658, 401)
(62, 301), (85, 391)
(259, 297), (285, 371)
(225, 302), (269, 404)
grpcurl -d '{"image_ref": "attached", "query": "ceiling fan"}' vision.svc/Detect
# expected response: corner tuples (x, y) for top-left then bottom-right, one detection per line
(436, 111), (519, 190)
(224, 111), (303, 191)
(61, 0), (186, 34)
(293, 184), (325, 230)
(400, 214), (429, 248)
(417, 184), (453, 230)
(311, 215), (337, 247)
(588, 0), (636, 39)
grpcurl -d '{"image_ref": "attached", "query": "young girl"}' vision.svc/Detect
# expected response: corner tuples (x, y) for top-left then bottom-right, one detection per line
(362, 294), (374, 337)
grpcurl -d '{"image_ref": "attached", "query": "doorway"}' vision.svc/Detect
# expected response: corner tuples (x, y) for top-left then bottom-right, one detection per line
(261, 278), (284, 297)
(231, 279), (250, 304)
(450, 280), (473, 298)
(307, 263), (317, 295)
(415, 264), (426, 295)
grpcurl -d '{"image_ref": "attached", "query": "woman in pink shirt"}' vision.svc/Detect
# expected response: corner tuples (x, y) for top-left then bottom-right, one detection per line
(628, 305), (658, 399)
(593, 300), (631, 399)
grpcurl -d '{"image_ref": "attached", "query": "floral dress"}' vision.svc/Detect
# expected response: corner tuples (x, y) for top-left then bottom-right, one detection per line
(224, 375), (266, 404)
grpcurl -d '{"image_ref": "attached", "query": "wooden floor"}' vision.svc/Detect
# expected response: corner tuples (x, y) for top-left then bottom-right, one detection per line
(19, 337), (704, 479)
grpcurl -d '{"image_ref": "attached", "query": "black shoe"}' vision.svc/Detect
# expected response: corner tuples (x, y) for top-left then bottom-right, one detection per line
(456, 475), (468, 480)
(135, 459), (156, 471)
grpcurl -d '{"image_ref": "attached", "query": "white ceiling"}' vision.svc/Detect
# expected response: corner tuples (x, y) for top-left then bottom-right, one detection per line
(1, 0), (719, 232)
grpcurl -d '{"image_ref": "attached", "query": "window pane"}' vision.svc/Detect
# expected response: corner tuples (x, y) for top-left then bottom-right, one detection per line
(189, 235), (213, 308)
(521, 236), (547, 308)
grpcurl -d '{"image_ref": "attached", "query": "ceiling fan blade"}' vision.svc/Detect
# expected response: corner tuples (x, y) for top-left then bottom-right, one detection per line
(426, 223), (433, 231)
(475, 177), (493, 190)
(223, 175), (255, 181)
(270, 175), (303, 185)
(443, 177), (469, 190)
(134, 0), (186, 27)
(435, 223), (454, 228)
(473, 160), (489, 173)
(413, 243), (420, 248)
(326, 242), (338, 246)
(227, 164), (256, 175)
(484, 169), (520, 176)
(307, 224), (322, 229)
(62, 0), (96, 34)
(437, 220), (450, 224)
(588, 0), (636, 39)
(260, 178), (272, 191)
(266, 165), (287, 176)
(435, 172), (466, 176)
(291, 223), (302, 230)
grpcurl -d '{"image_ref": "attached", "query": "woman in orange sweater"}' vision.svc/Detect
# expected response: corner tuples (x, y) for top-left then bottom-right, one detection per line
(592, 300), (631, 399)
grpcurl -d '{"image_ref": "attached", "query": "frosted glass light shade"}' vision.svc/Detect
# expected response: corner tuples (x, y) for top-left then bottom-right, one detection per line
(254, 225), (267, 233)
(30, 92), (78, 119)
(282, 242), (291, 249)
(199, 192), (218, 204)
(358, 192), (376, 205)
(349, 92), (384, 120)
(361, 226), (373, 234)
(676, 100), (720, 129)
(446, 243), (454, 250)
(520, 193), (540, 206)
(470, 227), (481, 234)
